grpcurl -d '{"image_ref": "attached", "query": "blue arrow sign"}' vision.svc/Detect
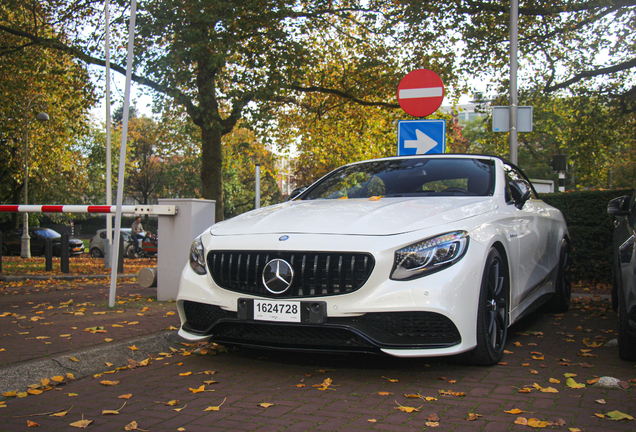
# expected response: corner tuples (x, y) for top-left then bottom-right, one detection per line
(397, 120), (446, 156)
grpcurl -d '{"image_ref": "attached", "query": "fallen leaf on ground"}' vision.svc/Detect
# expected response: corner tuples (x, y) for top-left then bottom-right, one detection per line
(204, 398), (226, 411)
(605, 410), (634, 421)
(382, 376), (399, 383)
(566, 377), (585, 389)
(27, 420), (40, 427)
(189, 385), (205, 393)
(528, 418), (548, 428)
(100, 380), (120, 386)
(102, 402), (126, 415)
(378, 391), (392, 396)
(258, 402), (274, 408)
(69, 417), (93, 429)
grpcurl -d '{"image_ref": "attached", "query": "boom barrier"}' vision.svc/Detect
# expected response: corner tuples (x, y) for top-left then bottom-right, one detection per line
(0, 199), (216, 302)
(0, 205), (177, 216)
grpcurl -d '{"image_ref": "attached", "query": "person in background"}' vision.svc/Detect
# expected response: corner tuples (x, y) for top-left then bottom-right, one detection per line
(131, 216), (144, 254)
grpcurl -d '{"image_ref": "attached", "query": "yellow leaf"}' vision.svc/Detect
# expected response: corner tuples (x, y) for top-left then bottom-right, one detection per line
(2, 390), (17, 397)
(528, 418), (548, 428)
(606, 410), (634, 421)
(166, 400), (180, 406)
(69, 357), (79, 362)
(27, 389), (42, 395)
(566, 378), (585, 389)
(382, 376), (399, 383)
(100, 380), (120, 386)
(204, 397), (226, 411)
(505, 409), (525, 414)
(124, 421), (140, 431)
(258, 402), (274, 408)
(549, 378), (561, 384)
(295, 384), (305, 388)
(179, 372), (192, 376)
(466, 413), (482, 421)
(514, 417), (528, 425)
(189, 385), (205, 394)
(69, 418), (93, 428)
(27, 420), (40, 427)
(128, 345), (139, 351)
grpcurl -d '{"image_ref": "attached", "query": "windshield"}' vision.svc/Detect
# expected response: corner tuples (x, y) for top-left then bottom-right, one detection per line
(35, 228), (61, 238)
(301, 157), (495, 200)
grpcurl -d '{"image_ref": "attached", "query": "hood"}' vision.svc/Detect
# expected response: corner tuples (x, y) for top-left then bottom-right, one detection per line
(211, 197), (497, 236)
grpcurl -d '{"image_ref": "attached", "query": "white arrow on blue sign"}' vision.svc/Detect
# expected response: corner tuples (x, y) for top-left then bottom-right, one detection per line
(397, 119), (446, 156)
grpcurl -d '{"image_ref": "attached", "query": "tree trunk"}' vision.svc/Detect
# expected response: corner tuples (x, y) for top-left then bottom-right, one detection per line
(201, 125), (224, 222)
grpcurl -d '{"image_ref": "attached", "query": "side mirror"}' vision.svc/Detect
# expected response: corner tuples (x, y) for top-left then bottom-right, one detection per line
(608, 195), (630, 217)
(288, 186), (308, 201)
(509, 179), (532, 209)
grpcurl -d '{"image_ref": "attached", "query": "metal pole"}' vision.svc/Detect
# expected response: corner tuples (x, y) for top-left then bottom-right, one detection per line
(509, 0), (519, 165)
(109, 0), (137, 307)
(104, 0), (113, 268)
(21, 94), (49, 258)
(255, 163), (261, 209)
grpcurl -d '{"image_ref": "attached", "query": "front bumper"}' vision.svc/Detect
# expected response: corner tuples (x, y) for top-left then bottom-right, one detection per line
(179, 299), (461, 354)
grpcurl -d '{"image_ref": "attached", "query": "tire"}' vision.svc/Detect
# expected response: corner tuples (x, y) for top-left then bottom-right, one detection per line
(545, 239), (572, 313)
(468, 248), (509, 366)
(618, 285), (636, 361)
(1, 243), (9, 256)
(90, 248), (103, 258)
(125, 244), (136, 259)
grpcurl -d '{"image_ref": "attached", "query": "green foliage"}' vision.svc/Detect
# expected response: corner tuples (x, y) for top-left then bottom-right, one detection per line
(541, 189), (632, 284)
(0, 0), (96, 228)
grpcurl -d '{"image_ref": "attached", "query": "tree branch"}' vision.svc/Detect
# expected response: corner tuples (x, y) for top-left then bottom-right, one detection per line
(544, 57), (636, 92)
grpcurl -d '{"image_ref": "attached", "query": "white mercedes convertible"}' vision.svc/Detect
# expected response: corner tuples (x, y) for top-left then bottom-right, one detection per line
(177, 154), (570, 365)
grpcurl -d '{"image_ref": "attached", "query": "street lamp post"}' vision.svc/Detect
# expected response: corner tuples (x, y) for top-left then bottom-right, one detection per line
(21, 94), (50, 258)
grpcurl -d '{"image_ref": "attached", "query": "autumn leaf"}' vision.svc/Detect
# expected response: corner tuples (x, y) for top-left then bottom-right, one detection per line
(102, 402), (126, 415)
(382, 376), (399, 383)
(69, 417), (93, 429)
(27, 420), (40, 427)
(393, 401), (421, 413)
(128, 345), (139, 351)
(505, 409), (526, 414)
(425, 421), (440, 427)
(189, 385), (205, 393)
(100, 380), (120, 386)
(605, 410), (634, 421)
(69, 357), (79, 362)
(124, 421), (149, 431)
(258, 402), (274, 408)
(427, 414), (440, 422)
(566, 378), (585, 389)
(466, 413), (482, 421)
(549, 378), (561, 384)
(528, 418), (548, 428)
(179, 372), (192, 376)
(204, 398), (226, 411)
(514, 417), (528, 425)
(50, 406), (73, 417)
(166, 400), (180, 406)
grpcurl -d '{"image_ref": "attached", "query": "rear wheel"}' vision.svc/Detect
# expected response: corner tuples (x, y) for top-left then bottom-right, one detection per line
(90, 248), (103, 258)
(466, 248), (509, 366)
(1, 243), (9, 256)
(125, 244), (136, 258)
(545, 239), (571, 313)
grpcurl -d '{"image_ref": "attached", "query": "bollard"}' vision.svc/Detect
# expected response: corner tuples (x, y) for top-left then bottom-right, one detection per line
(118, 234), (124, 274)
(138, 267), (157, 288)
(61, 232), (69, 273)
(45, 238), (53, 271)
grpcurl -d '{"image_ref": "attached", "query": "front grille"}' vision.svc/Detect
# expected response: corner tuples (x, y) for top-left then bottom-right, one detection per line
(207, 250), (375, 298)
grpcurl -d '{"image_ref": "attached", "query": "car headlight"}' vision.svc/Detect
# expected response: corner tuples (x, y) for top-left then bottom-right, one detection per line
(391, 231), (469, 280)
(189, 235), (207, 275)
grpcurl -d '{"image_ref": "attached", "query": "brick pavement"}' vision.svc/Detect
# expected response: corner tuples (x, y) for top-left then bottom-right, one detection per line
(0, 289), (634, 431)
(0, 278), (180, 367)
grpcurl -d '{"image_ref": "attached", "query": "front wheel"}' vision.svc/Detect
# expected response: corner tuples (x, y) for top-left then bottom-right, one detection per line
(469, 248), (509, 366)
(90, 248), (103, 258)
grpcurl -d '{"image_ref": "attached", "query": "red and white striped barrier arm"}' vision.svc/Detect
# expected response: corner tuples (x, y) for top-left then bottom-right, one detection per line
(0, 205), (177, 215)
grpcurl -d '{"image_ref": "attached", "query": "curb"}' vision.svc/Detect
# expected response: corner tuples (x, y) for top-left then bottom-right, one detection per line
(0, 274), (137, 282)
(0, 330), (184, 395)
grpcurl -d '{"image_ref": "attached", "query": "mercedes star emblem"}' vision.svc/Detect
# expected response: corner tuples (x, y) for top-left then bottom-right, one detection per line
(262, 259), (294, 294)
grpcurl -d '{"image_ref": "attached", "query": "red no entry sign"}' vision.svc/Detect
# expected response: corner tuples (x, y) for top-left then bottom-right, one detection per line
(397, 69), (445, 117)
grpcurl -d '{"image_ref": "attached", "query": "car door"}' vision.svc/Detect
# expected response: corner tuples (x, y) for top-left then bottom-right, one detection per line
(503, 163), (559, 314)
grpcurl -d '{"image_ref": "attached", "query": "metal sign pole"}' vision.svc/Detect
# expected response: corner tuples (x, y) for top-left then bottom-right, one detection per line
(509, 0), (519, 165)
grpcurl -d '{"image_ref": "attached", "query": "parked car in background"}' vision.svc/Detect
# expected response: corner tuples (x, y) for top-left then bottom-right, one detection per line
(89, 228), (131, 258)
(177, 154), (570, 366)
(607, 192), (636, 361)
(1, 227), (84, 257)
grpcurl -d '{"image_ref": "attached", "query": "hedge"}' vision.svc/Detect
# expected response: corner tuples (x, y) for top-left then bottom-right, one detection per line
(540, 188), (632, 285)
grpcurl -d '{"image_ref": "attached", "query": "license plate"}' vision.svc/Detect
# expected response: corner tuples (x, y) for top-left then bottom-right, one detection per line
(253, 300), (300, 322)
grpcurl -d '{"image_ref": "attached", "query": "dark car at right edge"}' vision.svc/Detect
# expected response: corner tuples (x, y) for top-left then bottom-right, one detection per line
(608, 191), (636, 361)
